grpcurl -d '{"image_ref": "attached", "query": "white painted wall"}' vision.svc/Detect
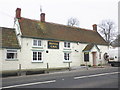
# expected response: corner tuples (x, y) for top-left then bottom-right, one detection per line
(19, 38), (82, 69)
(1, 37), (109, 71)
(0, 48), (20, 71)
(98, 45), (109, 65)
(18, 37), (109, 70)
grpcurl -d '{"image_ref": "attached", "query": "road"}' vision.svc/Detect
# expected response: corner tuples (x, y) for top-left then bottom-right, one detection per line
(2, 67), (119, 89)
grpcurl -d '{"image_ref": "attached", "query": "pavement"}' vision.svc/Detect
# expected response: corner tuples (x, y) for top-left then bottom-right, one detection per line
(42, 65), (112, 74)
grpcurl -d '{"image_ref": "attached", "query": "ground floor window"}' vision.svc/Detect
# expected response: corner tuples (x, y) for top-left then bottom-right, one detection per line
(33, 51), (42, 62)
(6, 50), (17, 60)
(64, 53), (70, 60)
(84, 52), (89, 62)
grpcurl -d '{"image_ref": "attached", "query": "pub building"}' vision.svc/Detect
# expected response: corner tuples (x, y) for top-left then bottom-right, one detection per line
(0, 8), (109, 73)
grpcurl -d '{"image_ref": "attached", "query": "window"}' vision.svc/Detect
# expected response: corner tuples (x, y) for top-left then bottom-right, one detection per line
(38, 52), (42, 60)
(64, 53), (70, 60)
(33, 52), (37, 60)
(33, 40), (37, 46)
(64, 42), (70, 48)
(6, 50), (17, 60)
(33, 39), (42, 47)
(33, 51), (42, 62)
(38, 40), (41, 46)
(84, 52), (89, 62)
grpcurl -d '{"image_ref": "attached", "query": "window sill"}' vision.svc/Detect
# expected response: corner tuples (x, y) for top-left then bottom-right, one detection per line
(63, 48), (71, 50)
(63, 50), (72, 53)
(32, 46), (43, 49)
(32, 61), (43, 63)
(5, 59), (18, 61)
(63, 61), (72, 63)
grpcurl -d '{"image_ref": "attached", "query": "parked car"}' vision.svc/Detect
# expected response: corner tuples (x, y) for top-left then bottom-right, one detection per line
(108, 47), (120, 67)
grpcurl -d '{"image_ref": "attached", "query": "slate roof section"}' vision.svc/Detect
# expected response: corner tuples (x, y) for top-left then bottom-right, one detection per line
(82, 43), (100, 52)
(18, 17), (108, 45)
(0, 27), (20, 49)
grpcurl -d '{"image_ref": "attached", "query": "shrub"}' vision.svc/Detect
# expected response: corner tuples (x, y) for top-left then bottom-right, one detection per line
(88, 65), (91, 67)
(80, 64), (85, 66)
(98, 64), (102, 66)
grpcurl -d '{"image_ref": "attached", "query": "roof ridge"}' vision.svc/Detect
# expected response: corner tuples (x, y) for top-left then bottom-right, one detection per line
(19, 17), (40, 23)
(0, 27), (15, 30)
(46, 22), (96, 32)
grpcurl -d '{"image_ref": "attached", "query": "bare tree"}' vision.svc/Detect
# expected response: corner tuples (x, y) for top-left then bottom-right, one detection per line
(67, 17), (79, 27)
(98, 19), (117, 44)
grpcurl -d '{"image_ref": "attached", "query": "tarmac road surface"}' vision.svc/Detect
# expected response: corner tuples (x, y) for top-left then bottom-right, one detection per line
(2, 67), (119, 89)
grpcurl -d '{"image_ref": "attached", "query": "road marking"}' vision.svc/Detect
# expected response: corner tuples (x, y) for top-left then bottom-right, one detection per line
(74, 72), (119, 80)
(2, 80), (56, 89)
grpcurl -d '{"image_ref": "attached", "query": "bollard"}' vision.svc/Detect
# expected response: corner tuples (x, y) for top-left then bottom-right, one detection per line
(100, 61), (102, 68)
(47, 63), (49, 73)
(86, 62), (88, 70)
(18, 64), (21, 76)
(68, 62), (71, 71)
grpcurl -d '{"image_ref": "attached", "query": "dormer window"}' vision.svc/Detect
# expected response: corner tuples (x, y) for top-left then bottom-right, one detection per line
(33, 39), (42, 47)
(64, 42), (70, 48)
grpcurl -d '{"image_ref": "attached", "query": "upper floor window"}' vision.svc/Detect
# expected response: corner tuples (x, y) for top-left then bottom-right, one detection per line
(6, 50), (17, 60)
(64, 42), (70, 48)
(33, 39), (42, 47)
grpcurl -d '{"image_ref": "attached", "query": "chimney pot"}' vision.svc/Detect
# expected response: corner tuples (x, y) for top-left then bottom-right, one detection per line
(92, 24), (97, 31)
(40, 13), (45, 22)
(16, 8), (21, 19)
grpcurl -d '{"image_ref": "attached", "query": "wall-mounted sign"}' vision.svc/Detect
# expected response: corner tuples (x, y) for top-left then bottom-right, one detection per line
(84, 52), (89, 62)
(48, 41), (59, 49)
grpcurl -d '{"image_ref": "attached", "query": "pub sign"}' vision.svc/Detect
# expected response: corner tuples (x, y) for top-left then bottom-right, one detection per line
(48, 41), (59, 49)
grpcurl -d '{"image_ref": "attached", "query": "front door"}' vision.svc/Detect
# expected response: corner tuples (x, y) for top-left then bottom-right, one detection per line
(92, 52), (97, 66)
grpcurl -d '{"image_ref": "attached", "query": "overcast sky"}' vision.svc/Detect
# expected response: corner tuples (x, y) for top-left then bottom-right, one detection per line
(0, 0), (119, 30)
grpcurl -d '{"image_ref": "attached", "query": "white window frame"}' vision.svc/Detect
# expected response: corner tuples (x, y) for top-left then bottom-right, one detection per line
(33, 39), (42, 47)
(63, 52), (71, 62)
(64, 42), (70, 48)
(32, 51), (43, 62)
(6, 49), (18, 60)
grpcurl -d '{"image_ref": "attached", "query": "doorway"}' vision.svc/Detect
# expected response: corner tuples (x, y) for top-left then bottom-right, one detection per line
(92, 52), (97, 66)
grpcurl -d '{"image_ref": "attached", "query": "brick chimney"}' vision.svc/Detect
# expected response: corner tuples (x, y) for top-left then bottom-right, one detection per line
(92, 24), (97, 31)
(40, 13), (45, 22)
(16, 8), (21, 19)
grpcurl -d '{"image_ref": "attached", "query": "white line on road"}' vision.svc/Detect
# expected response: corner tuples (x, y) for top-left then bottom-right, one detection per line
(74, 72), (119, 80)
(2, 80), (56, 89)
